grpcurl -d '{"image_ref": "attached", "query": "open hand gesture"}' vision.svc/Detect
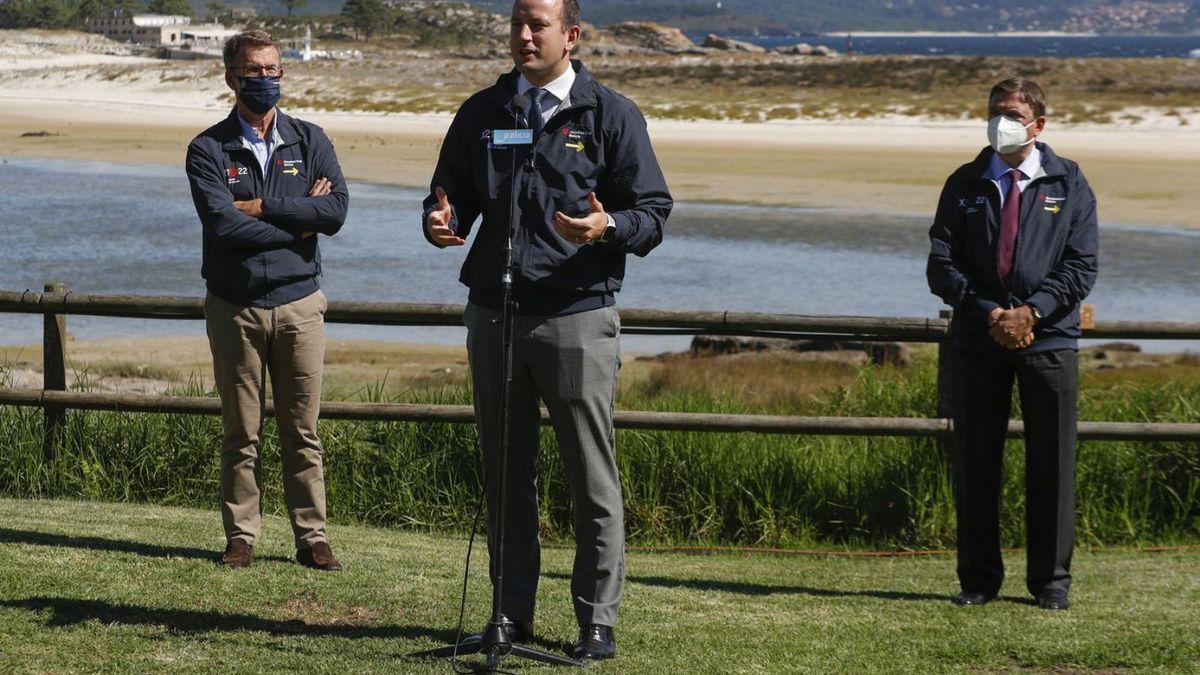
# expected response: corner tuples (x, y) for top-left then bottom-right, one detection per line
(425, 186), (465, 246)
(553, 193), (608, 246)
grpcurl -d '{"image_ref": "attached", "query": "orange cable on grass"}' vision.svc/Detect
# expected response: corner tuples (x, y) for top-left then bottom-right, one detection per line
(619, 544), (1200, 557)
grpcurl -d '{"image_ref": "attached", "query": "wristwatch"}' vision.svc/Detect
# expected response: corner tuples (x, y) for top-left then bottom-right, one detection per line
(598, 214), (616, 243)
(1028, 305), (1043, 322)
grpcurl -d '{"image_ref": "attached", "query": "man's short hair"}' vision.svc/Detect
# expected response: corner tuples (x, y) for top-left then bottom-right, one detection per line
(989, 77), (1047, 118)
(223, 30), (280, 70)
(562, 0), (580, 29)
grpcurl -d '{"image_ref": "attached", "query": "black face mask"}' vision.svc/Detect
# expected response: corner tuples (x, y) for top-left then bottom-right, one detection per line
(237, 75), (281, 114)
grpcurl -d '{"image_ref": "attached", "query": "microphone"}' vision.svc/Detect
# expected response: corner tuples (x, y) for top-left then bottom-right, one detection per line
(503, 89), (527, 290)
(509, 90), (527, 127)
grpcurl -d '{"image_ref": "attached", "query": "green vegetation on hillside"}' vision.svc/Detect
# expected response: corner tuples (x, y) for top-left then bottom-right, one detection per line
(0, 0), (198, 30)
(59, 53), (1191, 125)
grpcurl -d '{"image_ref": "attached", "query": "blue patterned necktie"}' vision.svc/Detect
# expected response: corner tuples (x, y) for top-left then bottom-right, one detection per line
(526, 87), (547, 138)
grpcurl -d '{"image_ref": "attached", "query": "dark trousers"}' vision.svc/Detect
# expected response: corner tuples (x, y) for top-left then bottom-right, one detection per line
(952, 348), (1078, 598)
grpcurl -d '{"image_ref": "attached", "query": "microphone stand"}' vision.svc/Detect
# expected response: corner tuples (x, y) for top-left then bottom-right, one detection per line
(414, 92), (584, 672)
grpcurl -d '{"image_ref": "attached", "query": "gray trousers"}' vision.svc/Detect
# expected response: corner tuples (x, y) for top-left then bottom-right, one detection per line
(952, 348), (1078, 598)
(464, 302), (625, 628)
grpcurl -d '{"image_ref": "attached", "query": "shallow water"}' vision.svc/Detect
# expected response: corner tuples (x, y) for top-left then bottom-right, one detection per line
(732, 34), (1200, 58)
(1, 156), (1197, 353)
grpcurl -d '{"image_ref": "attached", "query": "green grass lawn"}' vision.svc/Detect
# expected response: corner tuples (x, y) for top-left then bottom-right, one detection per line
(1, 500), (1198, 672)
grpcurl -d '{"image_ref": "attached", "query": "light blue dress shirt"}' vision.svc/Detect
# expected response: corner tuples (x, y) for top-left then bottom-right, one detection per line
(985, 145), (1044, 210)
(236, 110), (280, 177)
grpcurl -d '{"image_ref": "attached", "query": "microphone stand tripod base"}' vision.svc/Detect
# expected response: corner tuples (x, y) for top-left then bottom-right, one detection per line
(411, 620), (585, 669)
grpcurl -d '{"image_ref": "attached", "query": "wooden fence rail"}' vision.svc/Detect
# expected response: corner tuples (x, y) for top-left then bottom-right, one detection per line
(2, 388), (1200, 442)
(7, 289), (1200, 339)
(3, 286), (1200, 460)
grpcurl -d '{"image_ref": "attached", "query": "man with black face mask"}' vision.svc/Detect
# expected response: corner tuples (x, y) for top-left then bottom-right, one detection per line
(186, 30), (349, 572)
(927, 78), (1098, 611)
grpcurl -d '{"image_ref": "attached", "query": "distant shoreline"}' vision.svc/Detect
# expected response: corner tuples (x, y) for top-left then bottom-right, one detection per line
(716, 31), (1200, 39)
(816, 31), (1102, 38)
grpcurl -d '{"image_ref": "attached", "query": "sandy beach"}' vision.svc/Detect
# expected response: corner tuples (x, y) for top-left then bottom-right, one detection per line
(0, 41), (1196, 228)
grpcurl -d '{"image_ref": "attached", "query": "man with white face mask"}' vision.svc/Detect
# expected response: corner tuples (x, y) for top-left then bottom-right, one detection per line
(927, 78), (1098, 611)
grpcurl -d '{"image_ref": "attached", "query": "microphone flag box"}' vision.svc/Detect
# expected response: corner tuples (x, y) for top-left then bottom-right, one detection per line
(493, 129), (534, 146)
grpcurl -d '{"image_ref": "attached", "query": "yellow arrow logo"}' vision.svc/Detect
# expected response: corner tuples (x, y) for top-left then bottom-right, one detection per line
(283, 166), (299, 176)
(1043, 204), (1060, 214)
(565, 141), (585, 152)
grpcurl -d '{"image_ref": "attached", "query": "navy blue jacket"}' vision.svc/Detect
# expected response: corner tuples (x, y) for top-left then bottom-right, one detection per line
(186, 108), (349, 308)
(927, 143), (1099, 353)
(422, 60), (672, 315)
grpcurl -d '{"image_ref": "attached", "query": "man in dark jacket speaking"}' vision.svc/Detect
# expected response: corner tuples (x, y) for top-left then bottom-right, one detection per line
(927, 78), (1098, 612)
(186, 30), (348, 572)
(422, 0), (671, 661)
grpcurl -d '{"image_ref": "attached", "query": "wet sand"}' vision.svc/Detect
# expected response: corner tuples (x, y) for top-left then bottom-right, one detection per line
(1, 95), (1196, 228)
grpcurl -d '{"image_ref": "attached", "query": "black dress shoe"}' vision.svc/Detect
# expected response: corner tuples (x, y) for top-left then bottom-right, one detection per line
(951, 591), (995, 606)
(1035, 591), (1069, 611)
(466, 614), (532, 644)
(498, 614), (533, 642)
(572, 624), (616, 660)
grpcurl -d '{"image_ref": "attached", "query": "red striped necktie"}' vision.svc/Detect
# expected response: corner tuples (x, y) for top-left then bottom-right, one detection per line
(997, 168), (1024, 280)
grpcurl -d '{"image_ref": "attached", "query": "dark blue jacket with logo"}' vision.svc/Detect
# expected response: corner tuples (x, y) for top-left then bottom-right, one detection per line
(186, 108), (349, 308)
(927, 142), (1099, 353)
(421, 60), (672, 315)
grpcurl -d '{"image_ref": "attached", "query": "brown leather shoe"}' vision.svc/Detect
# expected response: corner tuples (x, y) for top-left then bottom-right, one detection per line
(297, 541), (343, 571)
(220, 539), (254, 569)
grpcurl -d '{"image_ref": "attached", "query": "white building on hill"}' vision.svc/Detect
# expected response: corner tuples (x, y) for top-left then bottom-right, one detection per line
(88, 14), (191, 45)
(88, 13), (240, 51)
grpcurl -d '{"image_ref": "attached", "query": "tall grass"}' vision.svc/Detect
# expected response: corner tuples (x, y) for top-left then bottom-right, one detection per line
(1, 353), (1197, 549)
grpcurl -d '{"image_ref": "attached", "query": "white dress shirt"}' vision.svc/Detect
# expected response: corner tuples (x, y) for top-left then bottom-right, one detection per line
(516, 65), (576, 121)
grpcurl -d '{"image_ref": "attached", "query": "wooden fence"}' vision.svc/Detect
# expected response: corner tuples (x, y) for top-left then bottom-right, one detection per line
(3, 285), (1200, 462)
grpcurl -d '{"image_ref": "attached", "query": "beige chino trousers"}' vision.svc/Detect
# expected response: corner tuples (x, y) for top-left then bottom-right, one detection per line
(205, 290), (329, 549)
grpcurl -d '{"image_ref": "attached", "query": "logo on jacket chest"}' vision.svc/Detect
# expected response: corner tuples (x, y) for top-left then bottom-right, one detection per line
(226, 165), (248, 184)
(277, 157), (303, 177)
(959, 195), (987, 214)
(560, 126), (587, 152)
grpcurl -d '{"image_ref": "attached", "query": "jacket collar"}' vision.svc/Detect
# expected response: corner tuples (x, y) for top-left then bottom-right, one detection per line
(219, 107), (300, 151)
(492, 59), (600, 114)
(971, 141), (1068, 181)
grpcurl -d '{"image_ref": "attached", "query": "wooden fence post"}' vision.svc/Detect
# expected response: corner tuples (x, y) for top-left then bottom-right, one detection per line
(935, 309), (954, 461)
(43, 282), (67, 463)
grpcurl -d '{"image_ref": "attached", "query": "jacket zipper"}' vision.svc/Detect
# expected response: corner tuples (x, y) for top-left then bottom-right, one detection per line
(509, 102), (593, 276)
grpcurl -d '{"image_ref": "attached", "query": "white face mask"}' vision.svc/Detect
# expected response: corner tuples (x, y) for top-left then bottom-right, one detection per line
(987, 115), (1036, 155)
